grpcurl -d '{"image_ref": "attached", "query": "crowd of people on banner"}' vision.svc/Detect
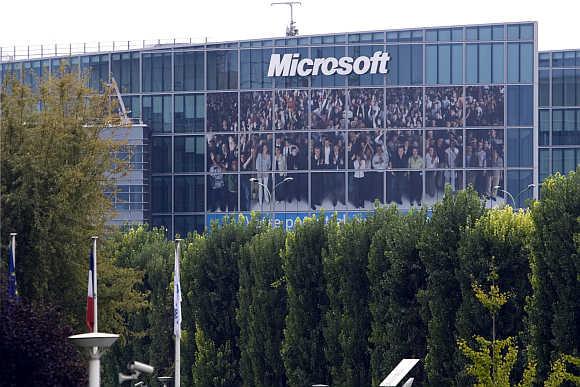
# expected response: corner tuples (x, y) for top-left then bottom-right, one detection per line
(465, 129), (504, 198)
(207, 93), (238, 132)
(274, 90), (308, 130)
(385, 88), (423, 128)
(465, 86), (505, 126)
(205, 86), (507, 210)
(310, 89), (347, 129)
(425, 87), (464, 127)
(241, 91), (273, 131)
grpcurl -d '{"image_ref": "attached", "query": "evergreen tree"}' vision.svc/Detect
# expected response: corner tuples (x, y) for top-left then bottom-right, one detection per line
(418, 186), (484, 385)
(237, 227), (286, 387)
(368, 208), (427, 385)
(528, 169), (580, 381)
(281, 215), (328, 386)
(323, 217), (372, 386)
(182, 217), (260, 386)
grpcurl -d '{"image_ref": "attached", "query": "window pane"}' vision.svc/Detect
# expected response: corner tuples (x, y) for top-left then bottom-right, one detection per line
(466, 44), (478, 83)
(451, 44), (463, 84)
(240, 49), (273, 89)
(151, 177), (172, 213)
(507, 170), (533, 207)
(207, 50), (238, 90)
(492, 43), (504, 83)
(552, 69), (564, 106)
(479, 44), (491, 84)
(426, 45), (437, 84)
(539, 109), (550, 145)
(174, 51), (204, 91)
(507, 43), (519, 82)
(539, 69), (550, 107)
(507, 128), (532, 167)
(507, 85), (533, 126)
(492, 25), (505, 40)
(174, 94), (205, 132)
(564, 69), (576, 106)
(174, 176), (204, 212)
(175, 136), (205, 172)
(438, 44), (451, 84)
(152, 137), (172, 173)
(520, 43), (533, 83)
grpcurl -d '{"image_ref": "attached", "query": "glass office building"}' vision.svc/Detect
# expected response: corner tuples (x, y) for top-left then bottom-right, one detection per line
(3, 21), (577, 235)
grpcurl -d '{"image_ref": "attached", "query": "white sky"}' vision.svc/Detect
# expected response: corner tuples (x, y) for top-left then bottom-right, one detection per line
(0, 0), (577, 52)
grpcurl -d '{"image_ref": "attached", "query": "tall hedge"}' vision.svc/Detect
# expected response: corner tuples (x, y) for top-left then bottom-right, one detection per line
(281, 215), (328, 386)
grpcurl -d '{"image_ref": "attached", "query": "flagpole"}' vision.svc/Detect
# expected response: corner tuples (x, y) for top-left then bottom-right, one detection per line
(174, 239), (182, 387)
(92, 236), (98, 334)
(9, 233), (17, 299)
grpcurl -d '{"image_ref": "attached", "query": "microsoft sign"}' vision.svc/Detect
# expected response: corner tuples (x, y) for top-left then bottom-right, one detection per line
(267, 51), (391, 77)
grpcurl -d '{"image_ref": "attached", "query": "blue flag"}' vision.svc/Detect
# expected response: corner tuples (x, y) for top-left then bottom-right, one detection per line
(8, 238), (18, 300)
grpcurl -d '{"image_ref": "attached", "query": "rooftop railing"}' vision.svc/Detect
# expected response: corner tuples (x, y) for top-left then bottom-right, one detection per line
(0, 38), (202, 62)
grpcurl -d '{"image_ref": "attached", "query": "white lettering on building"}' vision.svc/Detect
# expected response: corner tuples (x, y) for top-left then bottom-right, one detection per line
(267, 51), (391, 77)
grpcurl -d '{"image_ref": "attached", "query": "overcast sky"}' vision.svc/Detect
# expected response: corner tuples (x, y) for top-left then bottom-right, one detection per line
(0, 0), (577, 51)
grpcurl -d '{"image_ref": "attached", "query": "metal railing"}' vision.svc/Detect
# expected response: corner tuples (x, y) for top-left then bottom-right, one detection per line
(0, 38), (203, 62)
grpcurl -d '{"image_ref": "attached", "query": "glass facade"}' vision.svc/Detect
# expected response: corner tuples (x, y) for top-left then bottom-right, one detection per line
(2, 21), (559, 235)
(538, 49), (580, 185)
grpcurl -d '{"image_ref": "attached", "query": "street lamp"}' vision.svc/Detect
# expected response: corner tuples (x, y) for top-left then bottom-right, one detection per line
(493, 184), (535, 208)
(68, 332), (119, 387)
(250, 176), (294, 227)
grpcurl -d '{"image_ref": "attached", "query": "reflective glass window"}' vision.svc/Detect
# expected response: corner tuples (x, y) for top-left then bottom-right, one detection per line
(508, 43), (533, 83)
(207, 50), (238, 90)
(492, 25), (505, 40)
(479, 26), (492, 41)
(174, 176), (204, 212)
(507, 128), (533, 167)
(111, 52), (139, 93)
(507, 85), (533, 126)
(151, 177), (172, 213)
(386, 44), (423, 85)
(552, 108), (580, 145)
(151, 136), (172, 173)
(539, 69), (550, 107)
(174, 215), (204, 236)
(539, 148), (550, 183)
(174, 51), (204, 91)
(564, 69), (576, 106)
(539, 53), (550, 68)
(539, 109), (550, 146)
(174, 94), (205, 132)
(142, 95), (172, 133)
(175, 136), (205, 172)
(240, 49), (273, 89)
(466, 43), (504, 84)
(142, 52), (172, 92)
(507, 169), (533, 207)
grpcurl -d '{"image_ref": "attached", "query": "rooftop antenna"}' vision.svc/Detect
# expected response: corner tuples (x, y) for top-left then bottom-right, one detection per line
(271, 1), (302, 37)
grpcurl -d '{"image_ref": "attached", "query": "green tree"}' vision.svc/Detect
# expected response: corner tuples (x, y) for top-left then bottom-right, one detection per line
(182, 216), (260, 386)
(457, 265), (537, 387)
(457, 208), (534, 383)
(418, 186), (484, 385)
(323, 216), (372, 387)
(281, 215), (328, 386)
(368, 208), (427, 385)
(237, 227), (286, 387)
(100, 226), (173, 386)
(1, 72), (121, 326)
(528, 170), (580, 381)
(191, 323), (236, 387)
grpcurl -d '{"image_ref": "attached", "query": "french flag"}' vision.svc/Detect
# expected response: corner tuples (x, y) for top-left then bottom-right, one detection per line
(86, 248), (95, 332)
